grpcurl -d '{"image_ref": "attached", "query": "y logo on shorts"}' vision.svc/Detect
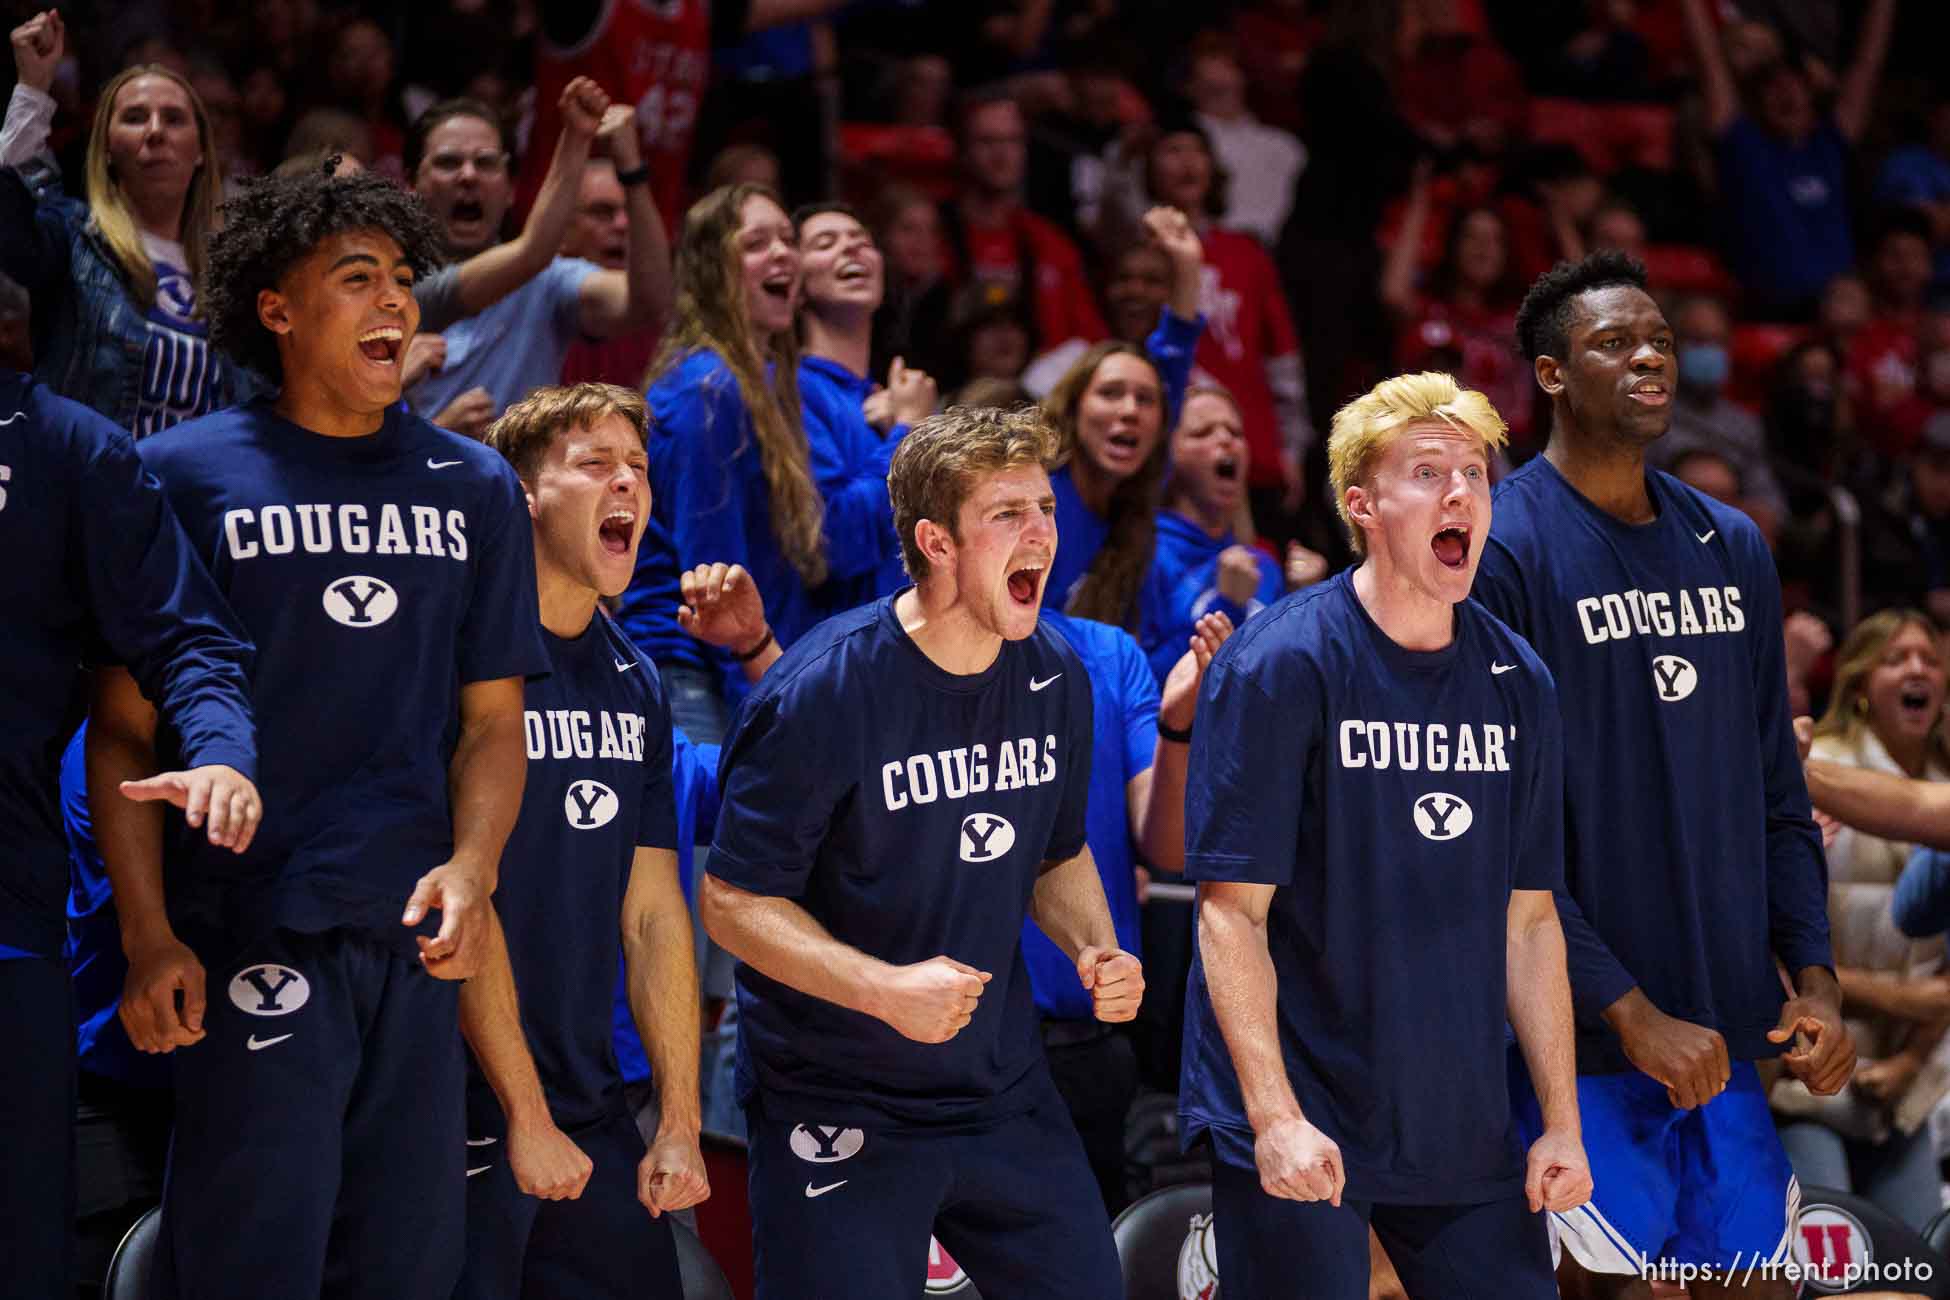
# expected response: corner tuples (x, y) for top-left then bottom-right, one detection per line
(789, 1125), (864, 1163)
(228, 963), (311, 1016)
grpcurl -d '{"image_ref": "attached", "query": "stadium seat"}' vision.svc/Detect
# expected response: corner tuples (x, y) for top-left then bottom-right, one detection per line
(1111, 1181), (1217, 1300)
(1791, 1186), (1950, 1298)
(101, 1205), (163, 1300)
(674, 1217), (737, 1300)
(1527, 99), (1676, 173)
(1926, 1206), (1950, 1258)
(1728, 322), (1806, 409)
(694, 1128), (755, 1300)
(923, 1235), (983, 1297)
(1641, 244), (1737, 296)
(838, 124), (957, 202)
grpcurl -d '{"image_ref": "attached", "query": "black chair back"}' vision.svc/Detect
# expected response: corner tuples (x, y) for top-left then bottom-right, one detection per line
(1111, 1182), (1218, 1300)
(1792, 1185), (1950, 1298)
(101, 1205), (164, 1300)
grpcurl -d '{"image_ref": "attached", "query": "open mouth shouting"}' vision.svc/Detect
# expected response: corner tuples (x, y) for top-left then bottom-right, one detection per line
(1898, 679), (1941, 728)
(835, 257), (872, 286)
(357, 325), (403, 366)
(761, 270), (795, 306)
(1006, 558), (1047, 608)
(1431, 523), (1471, 572)
(449, 197), (485, 228)
(598, 507), (638, 557)
(1213, 455), (1240, 482)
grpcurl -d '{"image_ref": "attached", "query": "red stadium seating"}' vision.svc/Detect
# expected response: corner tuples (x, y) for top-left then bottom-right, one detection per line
(1528, 99), (1676, 174)
(695, 1130), (755, 1300)
(838, 124), (958, 203)
(1642, 244), (1738, 297)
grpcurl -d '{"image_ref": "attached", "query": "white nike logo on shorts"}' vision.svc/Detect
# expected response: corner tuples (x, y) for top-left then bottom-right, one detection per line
(1029, 674), (1061, 692)
(246, 1033), (293, 1051)
(427, 458), (463, 470)
(1490, 662), (1516, 675)
(1696, 529), (1715, 544)
(805, 1181), (847, 1198)
(467, 1165), (491, 1177)
(466, 1137), (497, 1147)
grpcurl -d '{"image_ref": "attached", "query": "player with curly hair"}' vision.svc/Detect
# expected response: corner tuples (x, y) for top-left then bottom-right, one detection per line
(100, 163), (550, 1299)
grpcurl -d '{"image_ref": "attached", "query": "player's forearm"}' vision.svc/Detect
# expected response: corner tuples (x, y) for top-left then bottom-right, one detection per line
(459, 912), (552, 1127)
(623, 888), (703, 1137)
(1805, 760), (1950, 848)
(87, 701), (174, 954)
(1029, 849), (1120, 960)
(446, 708), (527, 891)
(1136, 753), (1188, 873)
(1507, 904), (1580, 1134)
(1198, 895), (1306, 1132)
(455, 129), (590, 317)
(698, 873), (893, 1020)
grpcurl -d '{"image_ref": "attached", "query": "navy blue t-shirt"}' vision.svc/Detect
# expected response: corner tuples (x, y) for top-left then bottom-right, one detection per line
(0, 372), (255, 956)
(1179, 571), (1563, 1204)
(711, 596), (1094, 1129)
(1474, 457), (1830, 1073)
(1029, 612), (1155, 1021)
(137, 400), (549, 951)
(471, 611), (677, 1130)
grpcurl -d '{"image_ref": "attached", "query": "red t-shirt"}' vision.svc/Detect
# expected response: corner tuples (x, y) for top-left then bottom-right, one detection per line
(1190, 227), (1301, 489)
(560, 328), (661, 390)
(1397, 295), (1533, 446)
(945, 206), (1107, 355)
(1849, 314), (1922, 455)
(519, 0), (714, 229)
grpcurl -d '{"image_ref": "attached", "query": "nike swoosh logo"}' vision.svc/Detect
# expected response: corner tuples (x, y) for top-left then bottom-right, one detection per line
(467, 1165), (491, 1177)
(246, 1033), (293, 1051)
(427, 458), (463, 470)
(466, 1137), (497, 1147)
(1696, 529), (1715, 544)
(1490, 663), (1516, 675)
(615, 658), (635, 672)
(1029, 674), (1061, 692)
(805, 1180), (847, 1198)
(0, 410), (23, 426)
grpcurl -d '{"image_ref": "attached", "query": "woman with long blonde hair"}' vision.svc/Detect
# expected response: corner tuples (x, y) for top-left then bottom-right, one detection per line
(1774, 609), (1950, 1228)
(1, 14), (254, 432)
(616, 182), (827, 745)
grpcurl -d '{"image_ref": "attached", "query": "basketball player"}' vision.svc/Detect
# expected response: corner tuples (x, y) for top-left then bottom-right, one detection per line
(701, 405), (1140, 1299)
(1, 370), (259, 1300)
(97, 166), (549, 1299)
(1180, 371), (1589, 1298)
(459, 383), (709, 1300)
(1476, 252), (1850, 1296)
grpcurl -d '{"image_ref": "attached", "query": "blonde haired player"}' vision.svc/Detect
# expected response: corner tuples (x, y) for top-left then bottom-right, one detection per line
(1180, 372), (1591, 1298)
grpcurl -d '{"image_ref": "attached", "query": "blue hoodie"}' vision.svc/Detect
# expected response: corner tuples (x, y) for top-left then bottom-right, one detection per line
(1139, 510), (1283, 683)
(798, 354), (911, 607)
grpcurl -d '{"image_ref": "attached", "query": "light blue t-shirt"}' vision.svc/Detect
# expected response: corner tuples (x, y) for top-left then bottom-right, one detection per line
(406, 256), (598, 420)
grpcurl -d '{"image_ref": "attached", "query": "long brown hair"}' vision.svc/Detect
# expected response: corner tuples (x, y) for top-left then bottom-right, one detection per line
(649, 183), (826, 586)
(1044, 340), (1167, 627)
(1813, 609), (1950, 770)
(85, 65), (224, 309)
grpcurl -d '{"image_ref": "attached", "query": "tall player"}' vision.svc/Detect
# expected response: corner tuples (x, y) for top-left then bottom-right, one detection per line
(97, 167), (549, 1299)
(460, 383), (708, 1299)
(1476, 252), (1851, 1295)
(1181, 372), (1589, 1298)
(1, 370), (260, 1300)
(701, 405), (1141, 1299)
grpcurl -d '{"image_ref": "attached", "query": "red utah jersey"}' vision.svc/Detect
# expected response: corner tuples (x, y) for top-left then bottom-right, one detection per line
(521, 0), (712, 229)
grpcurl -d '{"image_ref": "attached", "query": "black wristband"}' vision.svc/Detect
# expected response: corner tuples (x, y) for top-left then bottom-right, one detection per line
(615, 163), (652, 188)
(1157, 718), (1193, 744)
(732, 627), (774, 663)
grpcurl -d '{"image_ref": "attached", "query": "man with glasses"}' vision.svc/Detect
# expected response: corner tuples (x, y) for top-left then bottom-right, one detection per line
(405, 95), (671, 438)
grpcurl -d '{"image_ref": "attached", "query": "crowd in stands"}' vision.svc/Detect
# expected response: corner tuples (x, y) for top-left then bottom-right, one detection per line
(13, 0), (1950, 1292)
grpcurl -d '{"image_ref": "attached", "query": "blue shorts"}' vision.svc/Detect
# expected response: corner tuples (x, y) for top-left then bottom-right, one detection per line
(0, 957), (75, 1300)
(1512, 1056), (1798, 1275)
(456, 1106), (680, 1300)
(744, 1086), (1120, 1300)
(1209, 1154), (1555, 1300)
(165, 927), (465, 1300)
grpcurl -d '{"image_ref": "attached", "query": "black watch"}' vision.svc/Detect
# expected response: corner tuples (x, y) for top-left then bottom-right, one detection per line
(614, 163), (651, 188)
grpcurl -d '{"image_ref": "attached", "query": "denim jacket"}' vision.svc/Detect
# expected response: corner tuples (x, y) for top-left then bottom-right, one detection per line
(0, 157), (256, 432)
